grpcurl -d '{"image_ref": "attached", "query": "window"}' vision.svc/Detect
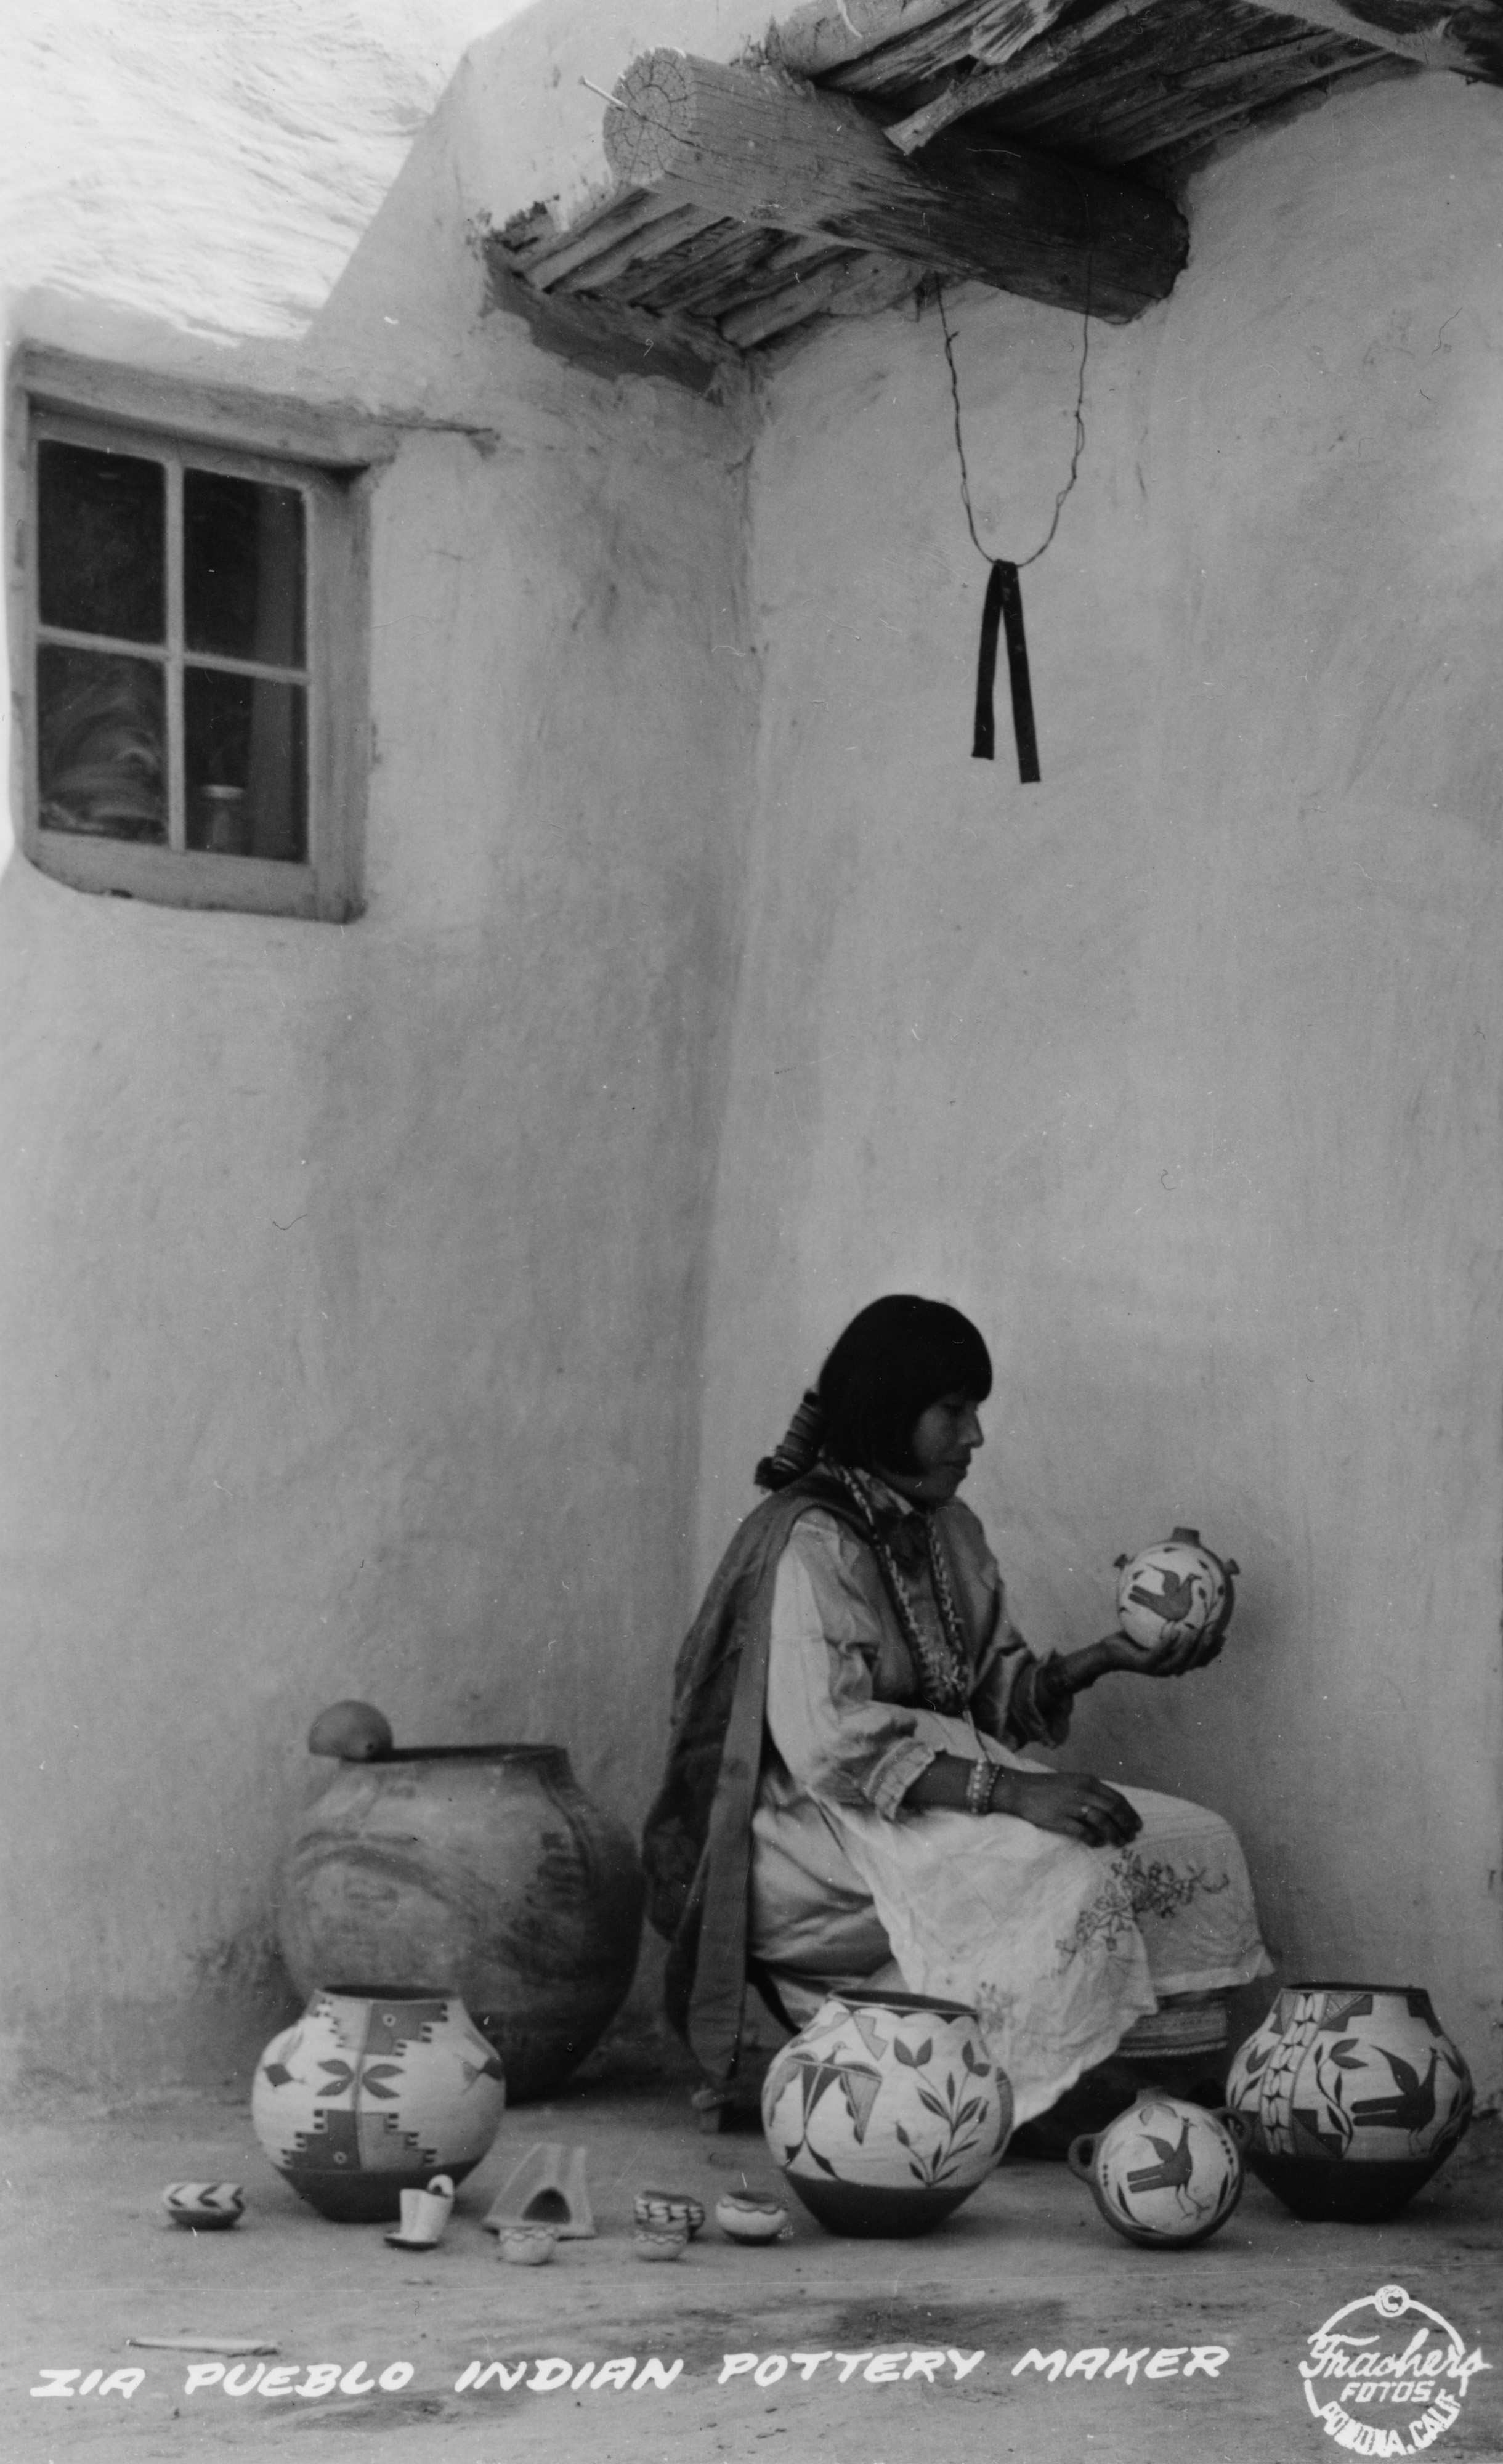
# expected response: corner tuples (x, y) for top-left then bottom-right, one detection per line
(12, 354), (380, 920)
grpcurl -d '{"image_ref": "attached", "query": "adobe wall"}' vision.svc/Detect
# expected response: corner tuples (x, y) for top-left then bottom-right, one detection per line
(0, 8), (757, 2088)
(699, 73), (1503, 2096)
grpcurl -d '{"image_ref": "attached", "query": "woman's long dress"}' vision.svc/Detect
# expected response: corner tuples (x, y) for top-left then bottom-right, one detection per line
(748, 1475), (1270, 2125)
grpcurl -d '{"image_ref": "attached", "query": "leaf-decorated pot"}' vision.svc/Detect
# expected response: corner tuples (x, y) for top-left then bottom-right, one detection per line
(1225, 1984), (1473, 2221)
(760, 1988), (1011, 2238)
(1067, 2096), (1249, 2248)
(251, 1987), (506, 2222)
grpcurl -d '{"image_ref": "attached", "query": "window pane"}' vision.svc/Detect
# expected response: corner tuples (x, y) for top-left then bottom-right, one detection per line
(184, 468), (305, 667)
(38, 440), (166, 643)
(184, 667), (306, 862)
(37, 644), (166, 841)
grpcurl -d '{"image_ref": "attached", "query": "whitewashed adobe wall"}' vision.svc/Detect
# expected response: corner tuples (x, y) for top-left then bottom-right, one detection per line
(6, 0), (1502, 2109)
(697, 72), (1503, 2101)
(0, 2), (759, 2088)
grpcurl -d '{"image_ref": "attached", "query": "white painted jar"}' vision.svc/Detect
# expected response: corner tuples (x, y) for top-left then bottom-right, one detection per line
(252, 1987), (505, 2222)
(760, 1989), (1010, 2237)
(1226, 1983), (1472, 2220)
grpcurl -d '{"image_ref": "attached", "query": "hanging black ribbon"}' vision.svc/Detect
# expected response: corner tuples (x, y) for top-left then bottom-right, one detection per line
(973, 559), (1040, 783)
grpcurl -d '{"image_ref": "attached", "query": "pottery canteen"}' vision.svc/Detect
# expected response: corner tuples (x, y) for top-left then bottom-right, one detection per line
(1113, 1528), (1237, 1654)
(1068, 2095), (1249, 2248)
(251, 1987), (506, 2221)
(1225, 1983), (1473, 2221)
(277, 1733), (644, 2101)
(760, 1988), (1011, 2237)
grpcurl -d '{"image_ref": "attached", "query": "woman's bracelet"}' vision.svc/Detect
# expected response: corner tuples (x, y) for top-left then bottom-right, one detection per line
(966, 1757), (997, 1817)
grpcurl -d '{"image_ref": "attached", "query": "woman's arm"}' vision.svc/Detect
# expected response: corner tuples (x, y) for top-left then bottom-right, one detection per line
(765, 1522), (940, 1818)
(902, 1752), (1141, 1849)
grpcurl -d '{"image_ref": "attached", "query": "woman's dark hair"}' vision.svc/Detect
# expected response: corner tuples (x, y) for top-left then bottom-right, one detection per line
(818, 1294), (991, 1475)
(754, 1294), (992, 1491)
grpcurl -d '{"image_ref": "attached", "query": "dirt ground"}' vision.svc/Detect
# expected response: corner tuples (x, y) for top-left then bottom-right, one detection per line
(4, 2053), (1501, 2464)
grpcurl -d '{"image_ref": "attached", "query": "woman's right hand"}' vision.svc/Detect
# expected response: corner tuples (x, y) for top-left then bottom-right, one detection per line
(989, 1765), (1141, 1849)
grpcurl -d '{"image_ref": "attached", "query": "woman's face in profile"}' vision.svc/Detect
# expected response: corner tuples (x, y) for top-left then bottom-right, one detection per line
(879, 1390), (984, 1506)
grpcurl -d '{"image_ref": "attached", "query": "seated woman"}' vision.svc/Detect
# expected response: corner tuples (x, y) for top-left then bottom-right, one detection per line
(643, 1294), (1270, 2132)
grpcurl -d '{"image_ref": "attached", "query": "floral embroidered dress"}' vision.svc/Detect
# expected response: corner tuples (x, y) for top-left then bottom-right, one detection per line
(749, 1472), (1270, 2126)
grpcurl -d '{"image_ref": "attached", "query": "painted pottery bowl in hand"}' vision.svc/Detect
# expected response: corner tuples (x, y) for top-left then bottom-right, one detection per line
(1226, 1984), (1473, 2221)
(1114, 1528), (1237, 1653)
(761, 1988), (1011, 2238)
(1068, 2097), (1247, 2248)
(162, 2182), (245, 2231)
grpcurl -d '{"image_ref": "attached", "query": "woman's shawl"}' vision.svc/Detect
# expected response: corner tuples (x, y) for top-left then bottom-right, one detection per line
(641, 1468), (872, 2089)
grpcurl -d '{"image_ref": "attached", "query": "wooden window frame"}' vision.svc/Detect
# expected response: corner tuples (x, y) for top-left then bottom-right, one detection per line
(7, 348), (396, 922)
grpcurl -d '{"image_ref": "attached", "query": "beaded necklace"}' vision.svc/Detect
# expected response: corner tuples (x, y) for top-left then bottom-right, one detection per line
(828, 1462), (971, 1716)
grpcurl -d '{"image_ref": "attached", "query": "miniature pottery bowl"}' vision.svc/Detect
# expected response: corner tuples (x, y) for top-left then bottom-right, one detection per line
(633, 2190), (705, 2237)
(162, 2182), (245, 2231)
(633, 2225), (689, 2263)
(715, 2193), (791, 2243)
(499, 2224), (557, 2266)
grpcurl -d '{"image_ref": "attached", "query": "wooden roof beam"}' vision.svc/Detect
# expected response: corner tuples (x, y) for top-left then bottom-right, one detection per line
(602, 50), (1188, 322)
(1244, 0), (1501, 79)
(886, 0), (1165, 152)
(879, 0), (1497, 155)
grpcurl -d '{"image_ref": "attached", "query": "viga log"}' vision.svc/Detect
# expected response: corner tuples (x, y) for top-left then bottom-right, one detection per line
(277, 1744), (645, 2102)
(601, 49), (1188, 322)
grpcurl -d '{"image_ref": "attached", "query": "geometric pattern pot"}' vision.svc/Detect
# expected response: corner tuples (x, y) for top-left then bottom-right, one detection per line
(761, 1988), (1011, 2239)
(251, 1988), (506, 2222)
(1225, 1983), (1472, 2222)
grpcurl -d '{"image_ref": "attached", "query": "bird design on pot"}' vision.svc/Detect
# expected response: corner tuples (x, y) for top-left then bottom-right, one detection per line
(1124, 2113), (1198, 2215)
(1226, 1984), (1472, 2221)
(1113, 1528), (1238, 1653)
(1068, 2097), (1248, 2247)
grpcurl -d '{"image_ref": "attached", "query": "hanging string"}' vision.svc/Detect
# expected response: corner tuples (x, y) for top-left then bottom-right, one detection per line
(937, 193), (1093, 784)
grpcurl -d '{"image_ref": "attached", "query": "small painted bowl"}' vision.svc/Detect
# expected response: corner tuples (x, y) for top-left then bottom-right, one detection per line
(498, 2224), (557, 2266)
(163, 2182), (245, 2231)
(715, 2192), (791, 2243)
(634, 2225), (689, 2263)
(633, 2190), (706, 2238)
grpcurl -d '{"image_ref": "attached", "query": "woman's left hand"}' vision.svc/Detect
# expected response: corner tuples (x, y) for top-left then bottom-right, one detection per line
(1095, 1618), (1230, 1677)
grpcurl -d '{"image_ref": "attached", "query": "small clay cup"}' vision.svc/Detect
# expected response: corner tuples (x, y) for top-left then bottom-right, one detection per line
(715, 2192), (792, 2243)
(633, 2225), (689, 2263)
(392, 2176), (455, 2247)
(499, 2224), (557, 2266)
(633, 2190), (706, 2238)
